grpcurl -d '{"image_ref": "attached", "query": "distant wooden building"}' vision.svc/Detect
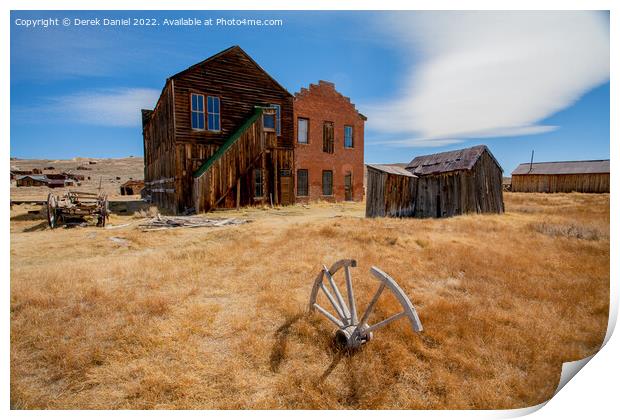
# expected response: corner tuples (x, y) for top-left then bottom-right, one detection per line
(10, 170), (32, 180)
(365, 164), (417, 217)
(120, 180), (145, 196)
(366, 145), (504, 219)
(511, 160), (609, 193)
(15, 175), (66, 188)
(142, 45), (294, 214)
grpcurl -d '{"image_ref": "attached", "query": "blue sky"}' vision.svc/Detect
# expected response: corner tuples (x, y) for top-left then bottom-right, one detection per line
(10, 10), (609, 174)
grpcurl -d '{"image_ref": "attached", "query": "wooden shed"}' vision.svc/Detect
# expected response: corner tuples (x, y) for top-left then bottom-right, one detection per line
(511, 160), (609, 193)
(365, 164), (417, 218)
(406, 145), (505, 218)
(142, 45), (295, 214)
(120, 180), (145, 196)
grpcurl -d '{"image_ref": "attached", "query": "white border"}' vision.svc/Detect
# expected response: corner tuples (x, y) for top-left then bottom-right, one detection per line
(3, 1), (617, 419)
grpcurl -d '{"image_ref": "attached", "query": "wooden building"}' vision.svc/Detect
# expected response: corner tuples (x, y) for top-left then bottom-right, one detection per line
(407, 145), (504, 217)
(142, 45), (295, 214)
(366, 145), (504, 219)
(511, 160), (609, 193)
(120, 180), (145, 196)
(10, 170), (32, 180)
(365, 164), (417, 217)
(15, 175), (66, 188)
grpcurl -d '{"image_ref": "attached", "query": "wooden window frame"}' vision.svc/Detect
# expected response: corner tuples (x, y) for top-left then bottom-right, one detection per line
(344, 125), (354, 149)
(207, 96), (221, 132)
(322, 170), (333, 196)
(297, 117), (309, 145)
(190, 93), (205, 131)
(297, 169), (309, 197)
(323, 121), (334, 154)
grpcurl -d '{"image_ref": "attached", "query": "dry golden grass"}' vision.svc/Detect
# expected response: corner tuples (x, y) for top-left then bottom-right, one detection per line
(10, 192), (609, 409)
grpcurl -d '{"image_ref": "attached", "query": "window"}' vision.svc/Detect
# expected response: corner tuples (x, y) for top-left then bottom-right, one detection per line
(263, 110), (275, 131)
(322, 170), (333, 196)
(297, 169), (308, 196)
(323, 122), (334, 154)
(297, 118), (309, 144)
(207, 96), (220, 131)
(191, 93), (205, 130)
(253, 168), (263, 198)
(344, 125), (354, 148)
(263, 104), (281, 134)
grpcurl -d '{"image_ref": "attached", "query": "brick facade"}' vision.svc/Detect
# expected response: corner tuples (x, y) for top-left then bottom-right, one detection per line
(293, 81), (365, 202)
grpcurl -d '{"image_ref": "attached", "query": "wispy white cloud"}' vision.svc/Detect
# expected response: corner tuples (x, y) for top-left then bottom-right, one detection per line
(367, 11), (609, 146)
(19, 88), (161, 127)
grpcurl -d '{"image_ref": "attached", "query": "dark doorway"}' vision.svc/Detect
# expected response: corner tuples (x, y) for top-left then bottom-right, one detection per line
(344, 172), (352, 201)
(280, 169), (292, 205)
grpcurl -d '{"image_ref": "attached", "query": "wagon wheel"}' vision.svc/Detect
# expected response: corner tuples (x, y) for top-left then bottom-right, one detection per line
(309, 259), (423, 349)
(46, 192), (58, 229)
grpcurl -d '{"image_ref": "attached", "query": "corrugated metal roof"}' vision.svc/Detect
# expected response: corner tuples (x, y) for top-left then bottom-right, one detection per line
(512, 160), (610, 175)
(406, 145), (501, 175)
(366, 164), (417, 177)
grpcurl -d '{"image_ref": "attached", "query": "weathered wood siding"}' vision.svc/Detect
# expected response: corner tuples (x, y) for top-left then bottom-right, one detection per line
(193, 111), (268, 212)
(365, 168), (417, 218)
(172, 48), (294, 149)
(415, 150), (504, 218)
(175, 142), (219, 211)
(511, 173), (609, 193)
(143, 81), (177, 213)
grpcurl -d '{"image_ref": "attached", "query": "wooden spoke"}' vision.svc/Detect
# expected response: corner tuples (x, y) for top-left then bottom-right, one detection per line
(320, 282), (346, 321)
(313, 304), (344, 328)
(363, 312), (406, 334)
(323, 265), (350, 320)
(345, 265), (357, 325)
(357, 283), (385, 328)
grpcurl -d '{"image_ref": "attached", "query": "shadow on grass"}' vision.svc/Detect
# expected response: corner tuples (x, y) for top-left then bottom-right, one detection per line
(22, 221), (49, 232)
(269, 309), (364, 399)
(270, 312), (304, 373)
(11, 211), (47, 222)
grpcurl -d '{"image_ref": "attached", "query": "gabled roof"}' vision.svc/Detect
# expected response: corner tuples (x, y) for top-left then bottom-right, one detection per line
(406, 145), (502, 176)
(16, 175), (48, 182)
(512, 160), (610, 175)
(366, 163), (417, 177)
(170, 45), (293, 97)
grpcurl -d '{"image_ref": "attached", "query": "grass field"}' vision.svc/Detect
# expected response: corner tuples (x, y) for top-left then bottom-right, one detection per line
(10, 192), (609, 409)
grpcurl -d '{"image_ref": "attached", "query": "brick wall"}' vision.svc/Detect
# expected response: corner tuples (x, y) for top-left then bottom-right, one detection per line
(293, 81), (365, 202)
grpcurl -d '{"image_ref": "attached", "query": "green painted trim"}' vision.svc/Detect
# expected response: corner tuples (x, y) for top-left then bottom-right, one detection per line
(193, 108), (263, 178)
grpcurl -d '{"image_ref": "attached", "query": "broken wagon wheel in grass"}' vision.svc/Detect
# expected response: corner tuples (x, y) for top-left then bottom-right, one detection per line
(46, 192), (59, 229)
(309, 259), (423, 350)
